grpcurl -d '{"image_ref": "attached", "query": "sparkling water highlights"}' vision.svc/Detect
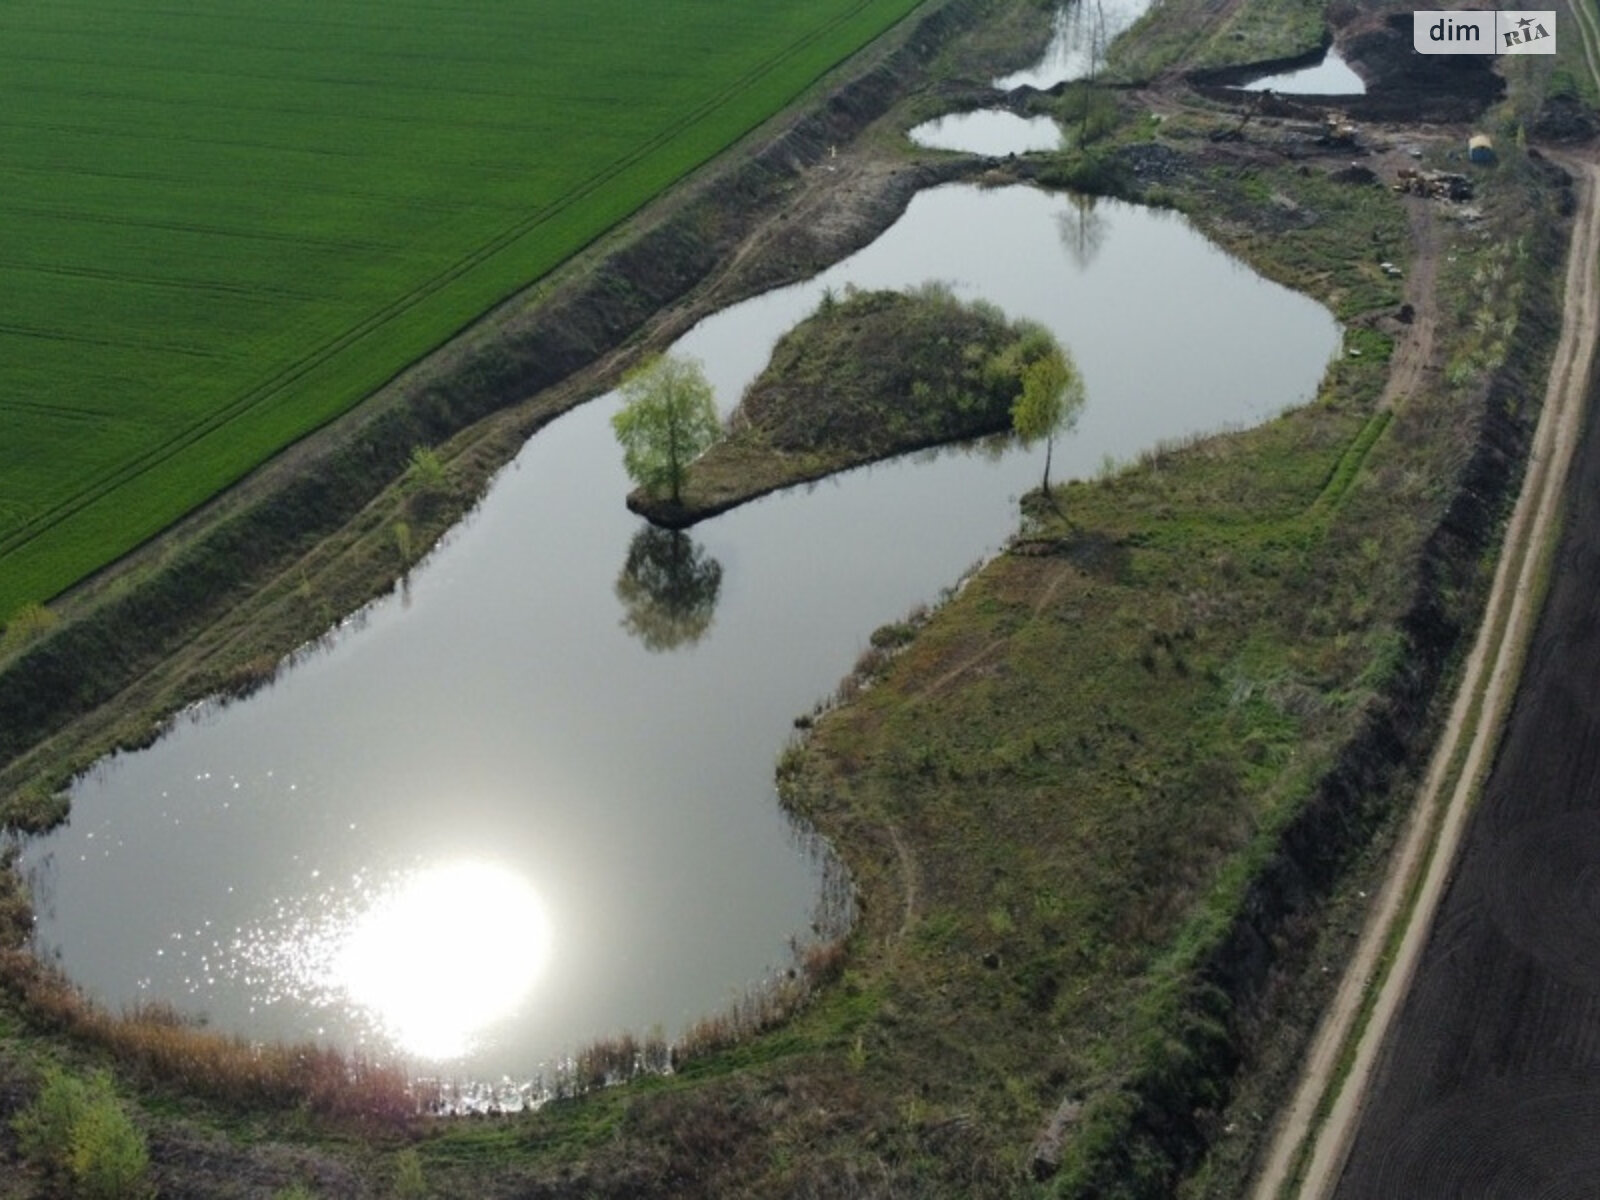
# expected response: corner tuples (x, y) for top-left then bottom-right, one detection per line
(332, 862), (549, 1060)
(196, 858), (552, 1063)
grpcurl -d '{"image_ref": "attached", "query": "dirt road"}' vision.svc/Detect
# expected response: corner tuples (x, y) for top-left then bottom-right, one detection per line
(1251, 147), (1600, 1199)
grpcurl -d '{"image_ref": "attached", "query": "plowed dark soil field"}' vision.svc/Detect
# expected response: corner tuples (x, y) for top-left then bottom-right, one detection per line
(1335, 324), (1600, 1195)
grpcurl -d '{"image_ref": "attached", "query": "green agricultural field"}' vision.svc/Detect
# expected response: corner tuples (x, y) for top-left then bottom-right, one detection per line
(0, 0), (923, 620)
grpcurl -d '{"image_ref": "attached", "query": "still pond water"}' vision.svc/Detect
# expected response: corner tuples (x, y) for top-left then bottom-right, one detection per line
(914, 0), (1155, 159)
(908, 110), (1062, 156)
(1240, 48), (1366, 95)
(23, 185), (1341, 1098)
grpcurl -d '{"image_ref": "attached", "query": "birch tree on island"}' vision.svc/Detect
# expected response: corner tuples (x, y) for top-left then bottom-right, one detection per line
(611, 355), (721, 504)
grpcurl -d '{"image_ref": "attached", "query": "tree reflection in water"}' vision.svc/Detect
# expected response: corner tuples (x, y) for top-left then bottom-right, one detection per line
(614, 526), (724, 652)
(1056, 191), (1108, 272)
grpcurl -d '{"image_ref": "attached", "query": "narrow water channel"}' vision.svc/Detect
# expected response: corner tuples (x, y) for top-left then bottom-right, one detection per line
(22, 185), (1341, 1098)
(993, 0), (1155, 91)
(922, 0), (1155, 158)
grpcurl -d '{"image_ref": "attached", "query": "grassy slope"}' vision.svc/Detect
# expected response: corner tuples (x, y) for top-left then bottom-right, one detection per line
(766, 151), (1563, 1195)
(1110, 0), (1327, 81)
(0, 0), (922, 618)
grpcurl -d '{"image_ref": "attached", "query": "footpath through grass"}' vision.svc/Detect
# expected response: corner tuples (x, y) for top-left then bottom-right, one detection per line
(0, 0), (922, 619)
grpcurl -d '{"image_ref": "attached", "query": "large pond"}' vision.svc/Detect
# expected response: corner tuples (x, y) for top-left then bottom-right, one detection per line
(22, 184), (1341, 1098)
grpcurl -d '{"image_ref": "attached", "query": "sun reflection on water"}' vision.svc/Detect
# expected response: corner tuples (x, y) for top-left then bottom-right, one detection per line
(330, 861), (550, 1060)
(224, 858), (551, 1063)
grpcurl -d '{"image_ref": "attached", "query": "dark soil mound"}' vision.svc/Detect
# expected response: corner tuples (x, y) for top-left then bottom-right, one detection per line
(1340, 14), (1504, 121)
(1533, 94), (1598, 144)
(1192, 16), (1503, 123)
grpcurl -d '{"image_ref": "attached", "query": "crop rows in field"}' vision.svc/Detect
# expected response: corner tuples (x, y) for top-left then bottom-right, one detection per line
(0, 0), (923, 618)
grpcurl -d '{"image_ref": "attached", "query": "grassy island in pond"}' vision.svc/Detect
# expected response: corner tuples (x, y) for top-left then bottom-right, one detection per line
(626, 285), (1072, 527)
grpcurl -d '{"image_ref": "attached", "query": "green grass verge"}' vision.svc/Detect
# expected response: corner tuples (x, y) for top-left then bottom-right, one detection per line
(0, 0), (925, 619)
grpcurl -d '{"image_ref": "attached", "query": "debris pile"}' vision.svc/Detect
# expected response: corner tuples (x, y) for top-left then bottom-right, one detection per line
(1319, 114), (1360, 146)
(1393, 167), (1473, 201)
(1122, 142), (1182, 183)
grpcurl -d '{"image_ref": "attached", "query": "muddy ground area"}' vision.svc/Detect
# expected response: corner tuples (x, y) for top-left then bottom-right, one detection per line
(1334, 281), (1600, 1197)
(1191, 11), (1505, 122)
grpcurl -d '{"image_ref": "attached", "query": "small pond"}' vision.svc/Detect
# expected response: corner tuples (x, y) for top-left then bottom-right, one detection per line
(1240, 48), (1366, 95)
(908, 110), (1061, 156)
(22, 184), (1342, 1100)
(993, 0), (1155, 91)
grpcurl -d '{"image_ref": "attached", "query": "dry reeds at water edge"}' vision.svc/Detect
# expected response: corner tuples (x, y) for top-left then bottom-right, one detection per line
(524, 814), (857, 1105)
(0, 820), (855, 1118)
(0, 932), (853, 1121)
(502, 935), (852, 1109)
(670, 937), (849, 1062)
(0, 950), (418, 1125)
(535, 836), (856, 1103)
